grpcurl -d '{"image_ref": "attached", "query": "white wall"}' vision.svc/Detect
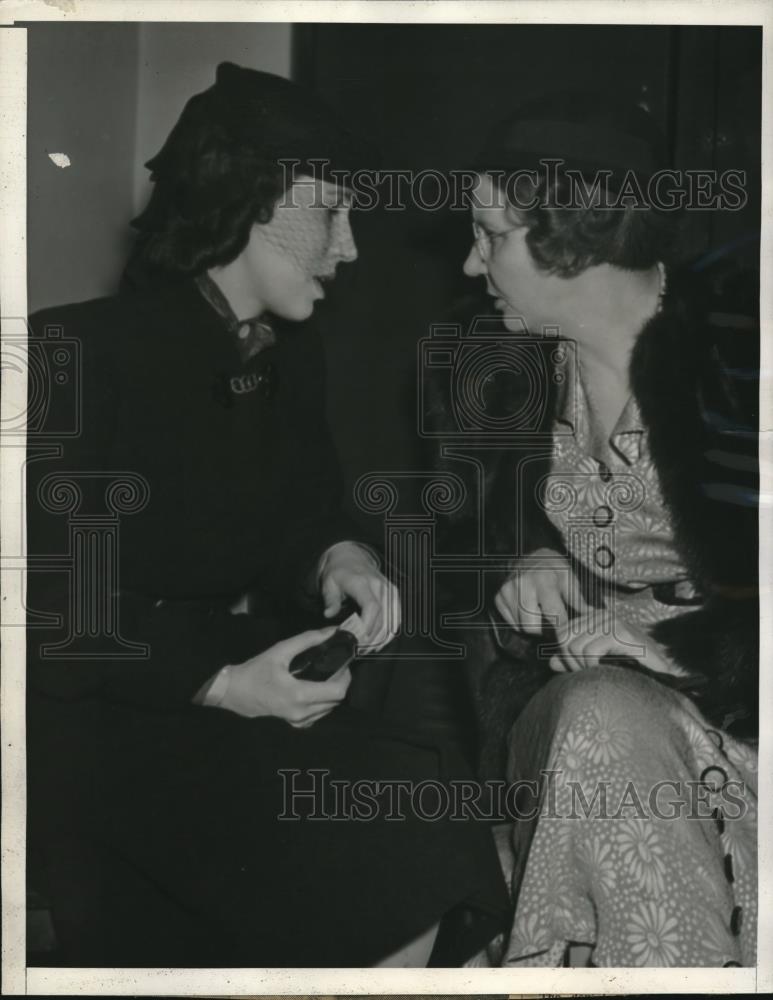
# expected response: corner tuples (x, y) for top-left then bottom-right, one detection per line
(133, 23), (293, 215)
(27, 22), (293, 312)
(27, 24), (140, 312)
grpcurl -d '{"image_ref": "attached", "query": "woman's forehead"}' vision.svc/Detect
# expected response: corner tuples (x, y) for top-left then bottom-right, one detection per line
(287, 176), (352, 210)
(468, 173), (509, 221)
(468, 173), (508, 212)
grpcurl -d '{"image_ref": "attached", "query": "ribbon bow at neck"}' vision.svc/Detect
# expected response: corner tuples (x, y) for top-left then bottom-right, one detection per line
(195, 273), (277, 363)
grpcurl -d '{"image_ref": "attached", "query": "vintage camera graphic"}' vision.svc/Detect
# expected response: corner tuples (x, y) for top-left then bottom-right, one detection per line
(1, 317), (81, 439)
(3, 318), (148, 658)
(418, 313), (574, 440)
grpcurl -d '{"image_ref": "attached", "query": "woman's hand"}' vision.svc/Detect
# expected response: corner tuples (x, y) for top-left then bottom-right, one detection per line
(318, 541), (400, 651)
(495, 547), (589, 635)
(548, 611), (688, 677)
(219, 628), (352, 727)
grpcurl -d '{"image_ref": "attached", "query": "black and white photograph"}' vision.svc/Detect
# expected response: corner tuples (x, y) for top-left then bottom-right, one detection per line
(0, 1), (770, 993)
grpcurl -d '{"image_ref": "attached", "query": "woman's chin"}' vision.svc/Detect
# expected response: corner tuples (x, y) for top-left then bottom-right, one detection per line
(274, 298), (316, 323)
(297, 300), (316, 321)
(502, 313), (529, 334)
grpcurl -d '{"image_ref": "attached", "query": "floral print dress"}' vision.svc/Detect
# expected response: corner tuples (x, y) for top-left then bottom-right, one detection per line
(495, 357), (758, 968)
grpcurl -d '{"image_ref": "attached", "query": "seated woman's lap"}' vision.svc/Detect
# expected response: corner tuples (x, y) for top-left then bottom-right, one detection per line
(79, 684), (507, 966)
(507, 665), (689, 780)
(502, 665), (757, 966)
(34, 633), (509, 965)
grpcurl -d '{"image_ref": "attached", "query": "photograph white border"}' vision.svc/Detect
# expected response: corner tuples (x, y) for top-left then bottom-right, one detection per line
(1, 1), (770, 995)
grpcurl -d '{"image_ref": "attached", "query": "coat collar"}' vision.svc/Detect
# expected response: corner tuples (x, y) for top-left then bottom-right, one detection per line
(195, 273), (277, 363)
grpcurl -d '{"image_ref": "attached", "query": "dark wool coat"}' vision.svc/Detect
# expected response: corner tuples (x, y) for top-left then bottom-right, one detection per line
(27, 280), (352, 706)
(25, 280), (510, 966)
(425, 267), (759, 778)
(25, 280), (351, 958)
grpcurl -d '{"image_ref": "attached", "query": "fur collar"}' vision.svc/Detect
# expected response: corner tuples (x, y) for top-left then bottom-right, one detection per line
(629, 273), (758, 591)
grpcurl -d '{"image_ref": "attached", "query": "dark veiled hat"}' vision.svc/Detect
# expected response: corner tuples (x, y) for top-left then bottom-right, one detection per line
(132, 62), (376, 233)
(146, 62), (373, 179)
(474, 90), (668, 181)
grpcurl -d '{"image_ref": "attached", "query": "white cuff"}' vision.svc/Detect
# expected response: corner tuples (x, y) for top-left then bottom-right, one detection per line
(193, 664), (232, 708)
(317, 540), (380, 585)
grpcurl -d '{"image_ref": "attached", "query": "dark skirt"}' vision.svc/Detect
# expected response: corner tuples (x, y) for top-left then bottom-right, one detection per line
(28, 659), (510, 968)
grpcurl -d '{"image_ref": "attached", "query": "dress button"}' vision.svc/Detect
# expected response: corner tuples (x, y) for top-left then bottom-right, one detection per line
(706, 729), (725, 751)
(594, 545), (615, 569)
(598, 461), (612, 483)
(724, 853), (735, 883)
(593, 504), (614, 527)
(238, 323), (250, 340)
(730, 905), (743, 936)
(700, 765), (729, 790)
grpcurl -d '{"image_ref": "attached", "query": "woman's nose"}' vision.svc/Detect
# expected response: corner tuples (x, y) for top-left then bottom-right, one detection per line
(463, 245), (485, 278)
(330, 214), (358, 264)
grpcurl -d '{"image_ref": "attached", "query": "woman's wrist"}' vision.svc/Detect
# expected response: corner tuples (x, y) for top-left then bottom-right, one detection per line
(317, 540), (380, 584)
(193, 663), (233, 708)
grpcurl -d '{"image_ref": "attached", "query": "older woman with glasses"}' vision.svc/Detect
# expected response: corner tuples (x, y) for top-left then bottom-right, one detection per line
(431, 92), (758, 967)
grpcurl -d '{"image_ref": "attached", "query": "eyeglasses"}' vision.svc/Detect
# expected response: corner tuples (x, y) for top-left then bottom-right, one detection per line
(471, 220), (520, 263)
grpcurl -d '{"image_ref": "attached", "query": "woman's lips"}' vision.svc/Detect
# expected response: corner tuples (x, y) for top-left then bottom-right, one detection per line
(487, 286), (505, 310)
(312, 273), (336, 298)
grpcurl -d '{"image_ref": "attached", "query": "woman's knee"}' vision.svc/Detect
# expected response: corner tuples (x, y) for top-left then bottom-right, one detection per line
(506, 665), (674, 778)
(530, 664), (670, 723)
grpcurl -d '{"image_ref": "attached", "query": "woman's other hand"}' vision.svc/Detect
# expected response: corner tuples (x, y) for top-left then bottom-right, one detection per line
(495, 547), (589, 635)
(548, 611), (688, 677)
(318, 541), (400, 651)
(219, 628), (351, 727)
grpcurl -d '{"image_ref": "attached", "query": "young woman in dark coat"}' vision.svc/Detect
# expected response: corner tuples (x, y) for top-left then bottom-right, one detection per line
(428, 93), (759, 966)
(26, 63), (509, 968)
